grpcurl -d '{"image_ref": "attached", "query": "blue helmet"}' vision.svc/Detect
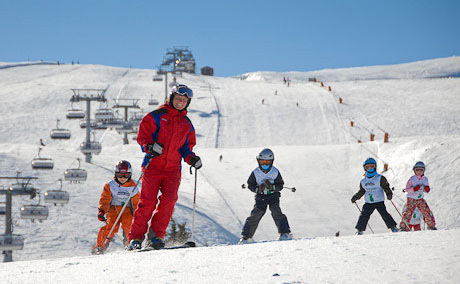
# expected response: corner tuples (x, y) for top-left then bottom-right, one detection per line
(363, 157), (377, 178)
(257, 148), (274, 172)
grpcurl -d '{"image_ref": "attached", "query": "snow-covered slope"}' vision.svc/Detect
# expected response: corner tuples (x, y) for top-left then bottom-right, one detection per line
(1, 57), (459, 283)
(241, 56), (460, 82)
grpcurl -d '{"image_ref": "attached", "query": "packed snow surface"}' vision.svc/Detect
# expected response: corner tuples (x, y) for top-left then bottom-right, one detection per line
(0, 57), (459, 283)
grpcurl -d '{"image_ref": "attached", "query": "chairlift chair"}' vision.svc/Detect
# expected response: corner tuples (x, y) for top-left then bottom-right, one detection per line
(66, 103), (85, 119)
(116, 122), (134, 134)
(50, 119), (71, 139)
(79, 119), (97, 129)
(31, 147), (54, 170)
(104, 118), (124, 129)
(148, 95), (159, 106)
(0, 202), (5, 215)
(0, 234), (25, 251)
(95, 108), (115, 122)
(20, 204), (49, 222)
(80, 141), (102, 155)
(44, 190), (70, 206)
(64, 158), (87, 183)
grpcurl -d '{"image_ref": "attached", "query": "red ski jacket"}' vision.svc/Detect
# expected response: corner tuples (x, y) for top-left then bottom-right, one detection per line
(137, 103), (196, 172)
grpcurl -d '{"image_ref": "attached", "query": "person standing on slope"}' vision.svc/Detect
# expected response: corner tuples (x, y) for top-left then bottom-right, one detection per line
(239, 148), (292, 244)
(351, 157), (399, 235)
(399, 161), (436, 231)
(127, 84), (202, 250)
(93, 160), (140, 254)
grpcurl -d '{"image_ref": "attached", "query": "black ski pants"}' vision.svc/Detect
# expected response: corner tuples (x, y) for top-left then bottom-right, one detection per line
(355, 201), (397, 232)
(241, 192), (290, 238)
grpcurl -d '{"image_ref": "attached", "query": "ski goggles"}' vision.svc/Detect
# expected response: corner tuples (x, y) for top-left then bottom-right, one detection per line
(258, 159), (272, 165)
(414, 168), (425, 172)
(172, 85), (193, 98)
(364, 164), (376, 171)
(115, 172), (131, 178)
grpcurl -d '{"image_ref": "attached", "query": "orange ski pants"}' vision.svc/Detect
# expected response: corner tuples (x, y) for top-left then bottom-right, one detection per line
(95, 206), (133, 248)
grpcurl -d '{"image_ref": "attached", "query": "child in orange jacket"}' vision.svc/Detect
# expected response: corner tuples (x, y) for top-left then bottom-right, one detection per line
(93, 160), (140, 254)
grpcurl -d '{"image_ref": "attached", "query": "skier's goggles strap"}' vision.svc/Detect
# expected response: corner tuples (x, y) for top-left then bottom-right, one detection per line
(259, 159), (271, 165)
(174, 86), (193, 98)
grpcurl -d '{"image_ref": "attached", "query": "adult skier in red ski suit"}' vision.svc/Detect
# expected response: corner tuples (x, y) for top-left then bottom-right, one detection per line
(128, 84), (202, 250)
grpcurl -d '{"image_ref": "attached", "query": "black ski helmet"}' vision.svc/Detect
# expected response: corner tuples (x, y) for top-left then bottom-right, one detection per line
(169, 84), (193, 110)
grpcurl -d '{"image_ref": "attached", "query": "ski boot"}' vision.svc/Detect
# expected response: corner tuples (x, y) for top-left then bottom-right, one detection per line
(146, 237), (165, 250)
(92, 247), (105, 255)
(127, 239), (142, 251)
(279, 233), (293, 241)
(355, 231), (364, 235)
(391, 226), (399, 233)
(428, 226), (437, 230)
(238, 236), (254, 245)
(399, 227), (408, 232)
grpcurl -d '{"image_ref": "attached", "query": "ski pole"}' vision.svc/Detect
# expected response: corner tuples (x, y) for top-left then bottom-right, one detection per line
(283, 186), (296, 192)
(185, 166), (198, 247)
(390, 200), (410, 229)
(354, 202), (374, 234)
(103, 157), (152, 247)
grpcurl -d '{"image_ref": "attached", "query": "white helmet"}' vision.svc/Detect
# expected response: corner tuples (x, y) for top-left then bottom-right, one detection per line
(257, 148), (274, 172)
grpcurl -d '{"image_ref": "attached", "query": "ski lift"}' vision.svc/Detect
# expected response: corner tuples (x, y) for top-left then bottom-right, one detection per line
(80, 141), (102, 155)
(93, 122), (108, 130)
(0, 234), (24, 251)
(20, 204), (49, 222)
(66, 103), (85, 119)
(148, 95), (159, 106)
(44, 190), (70, 206)
(104, 118), (124, 129)
(0, 202), (5, 215)
(50, 119), (71, 139)
(64, 158), (87, 183)
(79, 119), (97, 129)
(31, 147), (54, 170)
(116, 122), (135, 134)
(95, 107), (114, 122)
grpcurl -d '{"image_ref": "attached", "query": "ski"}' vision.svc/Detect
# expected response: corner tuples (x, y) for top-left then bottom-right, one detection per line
(135, 244), (194, 252)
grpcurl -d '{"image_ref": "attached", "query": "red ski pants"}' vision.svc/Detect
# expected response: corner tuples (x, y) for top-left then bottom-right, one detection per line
(129, 170), (181, 241)
(95, 206), (133, 248)
(400, 198), (436, 230)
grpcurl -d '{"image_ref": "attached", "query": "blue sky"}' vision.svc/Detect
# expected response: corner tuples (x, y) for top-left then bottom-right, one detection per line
(1, 0), (459, 76)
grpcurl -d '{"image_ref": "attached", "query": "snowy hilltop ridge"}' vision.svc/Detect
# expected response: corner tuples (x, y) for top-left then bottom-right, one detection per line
(240, 56), (460, 82)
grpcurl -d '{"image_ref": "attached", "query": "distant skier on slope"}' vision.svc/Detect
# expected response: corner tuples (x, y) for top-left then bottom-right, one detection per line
(127, 84), (202, 250)
(399, 161), (436, 231)
(351, 157), (399, 235)
(239, 148), (292, 244)
(93, 160), (140, 254)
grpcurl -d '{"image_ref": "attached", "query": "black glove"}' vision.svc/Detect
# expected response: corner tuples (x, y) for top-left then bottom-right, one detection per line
(351, 195), (358, 203)
(257, 183), (266, 194)
(387, 191), (393, 200)
(190, 156), (202, 169)
(145, 142), (164, 157)
(97, 208), (106, 222)
(264, 180), (274, 191)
